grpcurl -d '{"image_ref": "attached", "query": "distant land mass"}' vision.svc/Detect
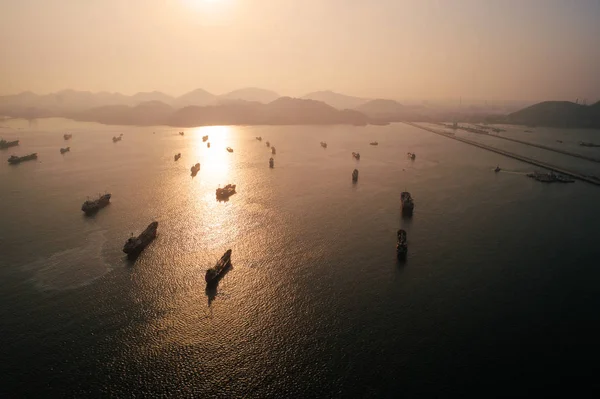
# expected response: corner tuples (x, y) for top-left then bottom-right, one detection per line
(70, 97), (369, 127)
(302, 91), (370, 110)
(1, 87), (597, 128)
(497, 101), (600, 128)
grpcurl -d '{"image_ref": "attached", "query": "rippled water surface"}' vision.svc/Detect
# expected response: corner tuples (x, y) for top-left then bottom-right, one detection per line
(1, 119), (599, 396)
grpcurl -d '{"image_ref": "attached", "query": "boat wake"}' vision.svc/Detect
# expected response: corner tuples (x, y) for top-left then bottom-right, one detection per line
(24, 231), (112, 291)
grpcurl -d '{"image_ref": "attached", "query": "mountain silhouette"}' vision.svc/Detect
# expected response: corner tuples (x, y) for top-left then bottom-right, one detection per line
(302, 90), (369, 110)
(506, 101), (600, 128)
(221, 88), (280, 103)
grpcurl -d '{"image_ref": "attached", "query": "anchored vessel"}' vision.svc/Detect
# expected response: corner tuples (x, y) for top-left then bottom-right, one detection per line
(0, 139), (19, 149)
(122, 221), (158, 260)
(266, 141), (270, 148)
(352, 169), (359, 182)
(64, 134), (72, 140)
(8, 153), (37, 164)
(179, 132), (185, 136)
(396, 229), (408, 259)
(216, 184), (236, 200)
(269, 157), (274, 168)
(81, 193), (111, 215)
(401, 192), (414, 214)
(207, 142), (210, 148)
(352, 152), (360, 160)
(112, 136), (122, 143)
(205, 249), (232, 285)
(370, 141), (379, 146)
(271, 147), (276, 155)
(191, 163), (200, 176)
(256, 136), (262, 141)
(60, 147), (70, 154)
(174, 153), (181, 161)
(320, 142), (327, 148)
(202, 135), (209, 142)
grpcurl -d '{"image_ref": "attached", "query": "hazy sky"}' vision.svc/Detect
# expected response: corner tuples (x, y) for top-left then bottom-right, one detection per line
(1, 0), (599, 101)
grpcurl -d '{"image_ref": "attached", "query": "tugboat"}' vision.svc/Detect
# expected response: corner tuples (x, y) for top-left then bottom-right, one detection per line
(174, 153), (181, 161)
(122, 221), (158, 260)
(216, 184), (236, 200)
(81, 193), (111, 215)
(266, 141), (270, 148)
(202, 135), (209, 142)
(191, 163), (200, 177)
(269, 157), (274, 168)
(401, 192), (414, 214)
(352, 152), (360, 160)
(369, 141), (378, 146)
(226, 147), (234, 153)
(352, 169), (359, 182)
(320, 142), (327, 148)
(8, 153), (37, 164)
(0, 139), (19, 149)
(494, 165), (501, 173)
(256, 136), (262, 141)
(63, 134), (72, 140)
(112, 136), (122, 143)
(396, 229), (408, 259)
(60, 147), (71, 154)
(271, 146), (276, 155)
(205, 249), (232, 285)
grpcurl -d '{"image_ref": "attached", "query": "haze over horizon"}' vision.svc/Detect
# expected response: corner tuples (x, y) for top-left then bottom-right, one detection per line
(1, 0), (599, 102)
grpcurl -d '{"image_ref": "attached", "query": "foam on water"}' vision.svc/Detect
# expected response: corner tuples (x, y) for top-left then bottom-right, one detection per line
(24, 231), (112, 291)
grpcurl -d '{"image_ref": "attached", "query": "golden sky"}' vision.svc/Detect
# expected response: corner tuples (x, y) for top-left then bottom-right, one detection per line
(1, 0), (599, 101)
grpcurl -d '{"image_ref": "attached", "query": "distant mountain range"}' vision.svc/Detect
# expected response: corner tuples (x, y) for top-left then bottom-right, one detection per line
(70, 97), (369, 127)
(502, 101), (600, 128)
(1, 87), (597, 128)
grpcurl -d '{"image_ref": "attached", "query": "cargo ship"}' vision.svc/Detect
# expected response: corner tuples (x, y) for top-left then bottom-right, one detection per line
(122, 221), (158, 260)
(352, 169), (358, 182)
(64, 134), (72, 140)
(216, 184), (236, 200)
(401, 192), (414, 214)
(191, 163), (200, 176)
(8, 153), (37, 164)
(81, 193), (111, 215)
(396, 229), (407, 259)
(0, 139), (19, 149)
(205, 249), (232, 285)
(60, 147), (70, 154)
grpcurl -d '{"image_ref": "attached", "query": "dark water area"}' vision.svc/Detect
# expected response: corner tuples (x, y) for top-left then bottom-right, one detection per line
(1, 118), (600, 397)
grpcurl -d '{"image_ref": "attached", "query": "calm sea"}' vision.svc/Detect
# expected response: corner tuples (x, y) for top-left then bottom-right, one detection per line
(1, 118), (599, 397)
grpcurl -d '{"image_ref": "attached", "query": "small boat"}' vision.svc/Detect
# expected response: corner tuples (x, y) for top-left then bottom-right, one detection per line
(256, 136), (262, 141)
(352, 169), (359, 182)
(63, 134), (72, 140)
(216, 184), (236, 200)
(179, 132), (185, 136)
(494, 165), (501, 173)
(401, 192), (414, 214)
(266, 141), (270, 148)
(81, 193), (111, 215)
(191, 163), (200, 176)
(202, 135), (209, 142)
(369, 141), (378, 146)
(271, 147), (276, 155)
(396, 229), (408, 259)
(352, 152), (360, 160)
(112, 136), (122, 143)
(8, 153), (37, 164)
(205, 249), (232, 285)
(207, 142), (210, 148)
(122, 221), (158, 260)
(320, 142), (327, 148)
(174, 153), (181, 161)
(269, 157), (274, 168)
(60, 147), (70, 154)
(0, 139), (19, 149)
(226, 147), (234, 153)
